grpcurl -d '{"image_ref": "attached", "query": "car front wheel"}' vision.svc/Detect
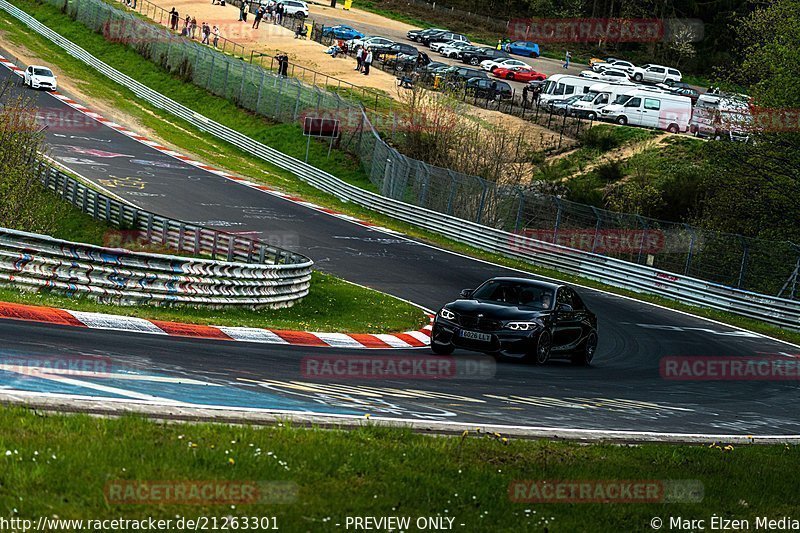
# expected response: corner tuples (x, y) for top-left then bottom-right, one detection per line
(633, 73), (643, 82)
(532, 330), (551, 364)
(469, 57), (479, 66)
(571, 331), (597, 366)
(616, 116), (628, 125)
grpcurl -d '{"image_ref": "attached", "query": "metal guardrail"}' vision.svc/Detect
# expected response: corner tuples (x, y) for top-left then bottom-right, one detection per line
(0, 161), (312, 307)
(3, 0), (798, 329)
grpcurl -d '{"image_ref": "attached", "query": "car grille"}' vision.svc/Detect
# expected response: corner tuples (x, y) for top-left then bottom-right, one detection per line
(458, 315), (501, 331)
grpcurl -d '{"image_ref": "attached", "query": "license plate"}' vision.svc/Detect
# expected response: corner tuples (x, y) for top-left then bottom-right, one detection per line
(460, 329), (492, 342)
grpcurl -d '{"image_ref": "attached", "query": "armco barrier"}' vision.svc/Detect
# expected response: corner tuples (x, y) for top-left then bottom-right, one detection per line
(0, 162), (312, 307)
(2, 1), (798, 330)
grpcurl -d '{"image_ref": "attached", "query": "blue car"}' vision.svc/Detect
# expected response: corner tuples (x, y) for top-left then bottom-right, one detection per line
(505, 40), (540, 58)
(322, 25), (365, 40)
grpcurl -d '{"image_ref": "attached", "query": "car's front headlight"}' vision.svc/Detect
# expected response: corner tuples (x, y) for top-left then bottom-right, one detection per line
(439, 308), (456, 320)
(505, 321), (541, 331)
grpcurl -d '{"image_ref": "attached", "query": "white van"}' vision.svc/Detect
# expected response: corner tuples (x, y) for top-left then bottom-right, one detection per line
(689, 93), (753, 141)
(599, 89), (692, 133)
(537, 74), (597, 105)
(570, 82), (635, 119)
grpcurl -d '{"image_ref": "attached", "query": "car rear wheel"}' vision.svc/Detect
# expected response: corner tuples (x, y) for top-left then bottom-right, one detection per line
(532, 331), (551, 364)
(530, 52), (538, 58)
(571, 331), (597, 366)
(667, 123), (680, 134)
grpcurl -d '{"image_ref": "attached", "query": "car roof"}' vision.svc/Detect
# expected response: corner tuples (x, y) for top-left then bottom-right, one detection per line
(485, 277), (563, 291)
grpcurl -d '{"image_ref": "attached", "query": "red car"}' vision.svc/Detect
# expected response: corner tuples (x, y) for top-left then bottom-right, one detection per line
(492, 66), (547, 82)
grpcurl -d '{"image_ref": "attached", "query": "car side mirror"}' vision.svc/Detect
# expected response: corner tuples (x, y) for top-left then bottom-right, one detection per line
(460, 289), (474, 299)
(557, 303), (573, 313)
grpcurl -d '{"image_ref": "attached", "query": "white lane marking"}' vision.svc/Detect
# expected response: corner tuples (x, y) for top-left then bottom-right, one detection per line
(66, 311), (167, 335)
(217, 326), (289, 344)
(636, 323), (763, 338)
(28, 373), (185, 403)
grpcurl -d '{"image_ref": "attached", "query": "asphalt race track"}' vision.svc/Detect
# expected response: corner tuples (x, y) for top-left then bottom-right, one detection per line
(2, 65), (800, 436)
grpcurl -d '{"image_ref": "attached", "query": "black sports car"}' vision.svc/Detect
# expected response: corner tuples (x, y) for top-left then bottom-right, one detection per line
(431, 277), (598, 364)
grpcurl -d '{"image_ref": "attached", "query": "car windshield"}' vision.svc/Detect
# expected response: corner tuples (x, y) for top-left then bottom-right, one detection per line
(581, 90), (599, 101)
(472, 280), (554, 309)
(33, 68), (53, 76)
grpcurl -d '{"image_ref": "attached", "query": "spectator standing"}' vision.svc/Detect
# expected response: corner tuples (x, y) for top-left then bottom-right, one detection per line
(182, 15), (190, 36)
(191, 17), (197, 39)
(202, 22), (211, 44)
(354, 46), (363, 71)
(238, 0), (246, 21)
(522, 84), (529, 105)
(363, 47), (373, 76)
(253, 6), (264, 28)
(276, 3), (284, 25)
(563, 50), (571, 69)
(212, 25), (220, 48)
(169, 8), (179, 30)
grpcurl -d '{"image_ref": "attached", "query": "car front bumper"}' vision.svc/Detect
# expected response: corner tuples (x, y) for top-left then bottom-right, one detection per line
(432, 318), (538, 355)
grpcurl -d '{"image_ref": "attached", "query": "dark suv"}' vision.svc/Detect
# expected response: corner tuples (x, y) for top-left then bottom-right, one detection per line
(407, 27), (446, 42)
(461, 47), (509, 66)
(424, 31), (469, 46)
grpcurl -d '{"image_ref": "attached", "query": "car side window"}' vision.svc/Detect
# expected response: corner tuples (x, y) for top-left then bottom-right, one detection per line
(557, 289), (572, 307)
(568, 289), (585, 310)
(625, 97), (642, 108)
(644, 98), (661, 110)
(668, 69), (680, 76)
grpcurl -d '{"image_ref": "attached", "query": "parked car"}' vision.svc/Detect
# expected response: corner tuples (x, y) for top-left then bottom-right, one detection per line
(580, 69), (631, 83)
(424, 31), (469, 46)
(592, 59), (636, 75)
(629, 64), (682, 84)
(281, 0), (309, 18)
(537, 74), (597, 105)
(493, 66), (546, 82)
(464, 78), (513, 100)
(321, 25), (364, 40)
(461, 47), (509, 66)
(348, 35), (394, 50)
(429, 39), (455, 53)
(504, 40), (540, 58)
(667, 86), (700, 104)
(545, 94), (584, 116)
(431, 277), (599, 365)
(24, 65), (57, 91)
(439, 42), (476, 59)
(689, 93), (753, 140)
(380, 43), (418, 57)
(589, 56), (623, 68)
(441, 66), (488, 83)
(407, 27), (446, 42)
(480, 57), (530, 72)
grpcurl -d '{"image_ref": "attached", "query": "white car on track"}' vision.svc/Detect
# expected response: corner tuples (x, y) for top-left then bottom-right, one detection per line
(480, 57), (530, 72)
(24, 65), (58, 91)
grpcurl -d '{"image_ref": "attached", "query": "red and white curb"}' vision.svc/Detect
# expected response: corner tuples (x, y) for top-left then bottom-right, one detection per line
(0, 301), (433, 349)
(0, 54), (400, 235)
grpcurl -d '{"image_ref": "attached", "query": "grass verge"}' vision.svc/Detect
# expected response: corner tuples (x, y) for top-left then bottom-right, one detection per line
(0, 406), (798, 531)
(1, 4), (797, 344)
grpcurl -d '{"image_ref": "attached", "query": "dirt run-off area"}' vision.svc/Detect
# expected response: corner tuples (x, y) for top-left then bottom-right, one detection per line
(121, 0), (561, 138)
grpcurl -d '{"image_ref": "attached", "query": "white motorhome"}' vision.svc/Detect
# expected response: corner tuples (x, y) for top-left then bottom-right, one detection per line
(599, 89), (692, 133)
(570, 82), (635, 119)
(689, 93), (753, 141)
(537, 74), (597, 105)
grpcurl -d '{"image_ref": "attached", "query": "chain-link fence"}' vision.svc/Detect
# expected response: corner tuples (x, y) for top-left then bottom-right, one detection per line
(43, 0), (800, 297)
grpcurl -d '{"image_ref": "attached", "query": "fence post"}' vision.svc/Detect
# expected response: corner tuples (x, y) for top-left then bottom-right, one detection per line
(476, 180), (488, 224)
(590, 206), (602, 253)
(514, 188), (525, 232)
(684, 224), (696, 275)
(255, 69), (265, 111)
(552, 197), (563, 244)
(737, 237), (750, 289)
